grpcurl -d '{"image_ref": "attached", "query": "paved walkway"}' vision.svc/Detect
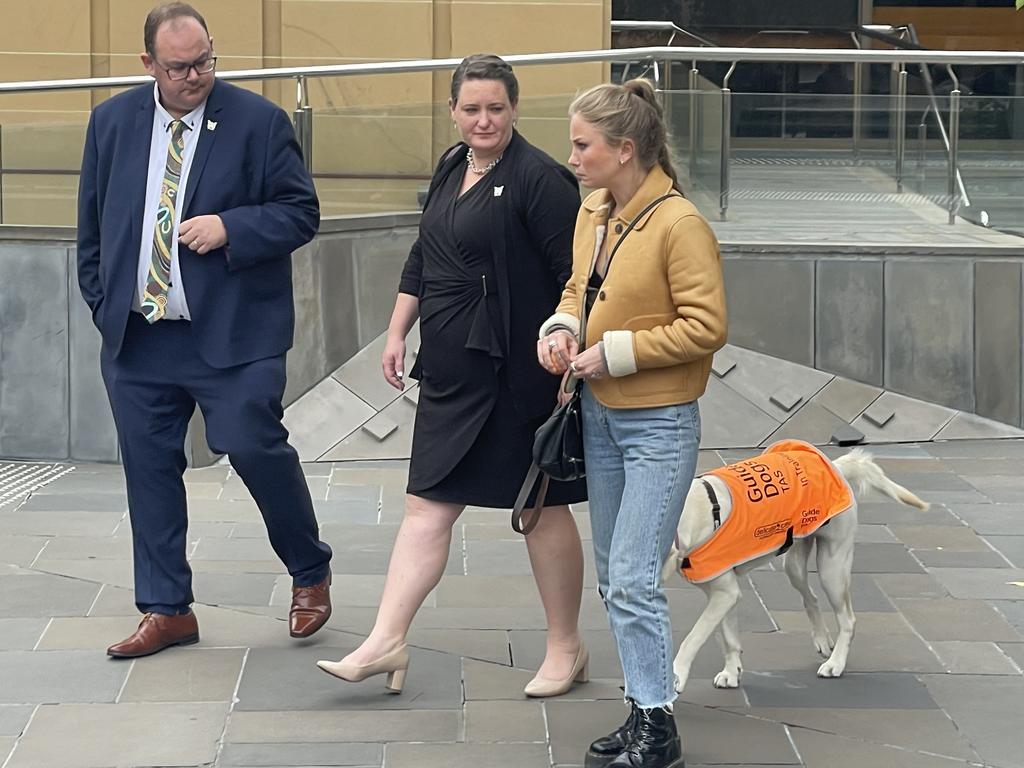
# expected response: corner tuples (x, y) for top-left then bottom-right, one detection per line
(2, 439), (1023, 768)
(692, 151), (1024, 250)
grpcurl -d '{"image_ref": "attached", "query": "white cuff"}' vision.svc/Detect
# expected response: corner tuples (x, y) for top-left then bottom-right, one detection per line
(602, 330), (638, 377)
(539, 312), (580, 339)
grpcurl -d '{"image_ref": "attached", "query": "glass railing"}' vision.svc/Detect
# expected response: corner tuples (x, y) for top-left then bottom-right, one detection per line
(1, 45), (1023, 243)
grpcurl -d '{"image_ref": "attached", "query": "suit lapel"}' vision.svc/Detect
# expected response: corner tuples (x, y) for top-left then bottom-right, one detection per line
(181, 80), (224, 216)
(129, 92), (156, 259)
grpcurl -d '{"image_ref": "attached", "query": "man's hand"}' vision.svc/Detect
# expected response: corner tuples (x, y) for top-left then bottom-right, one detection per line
(179, 215), (228, 255)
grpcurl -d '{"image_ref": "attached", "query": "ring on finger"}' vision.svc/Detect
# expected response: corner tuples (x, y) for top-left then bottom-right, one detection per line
(547, 339), (557, 349)
(569, 361), (578, 374)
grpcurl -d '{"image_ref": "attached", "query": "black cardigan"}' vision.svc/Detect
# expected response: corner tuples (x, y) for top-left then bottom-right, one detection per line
(399, 131), (580, 421)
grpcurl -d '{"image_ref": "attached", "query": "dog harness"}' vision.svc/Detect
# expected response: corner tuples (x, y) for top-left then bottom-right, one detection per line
(680, 440), (853, 584)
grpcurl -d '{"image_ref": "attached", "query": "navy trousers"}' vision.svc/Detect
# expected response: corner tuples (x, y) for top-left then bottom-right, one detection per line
(101, 313), (332, 615)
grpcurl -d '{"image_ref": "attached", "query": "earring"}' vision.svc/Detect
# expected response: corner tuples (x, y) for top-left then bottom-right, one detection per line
(619, 157), (626, 165)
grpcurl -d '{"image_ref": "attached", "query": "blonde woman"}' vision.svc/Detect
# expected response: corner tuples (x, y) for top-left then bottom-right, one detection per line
(538, 79), (727, 768)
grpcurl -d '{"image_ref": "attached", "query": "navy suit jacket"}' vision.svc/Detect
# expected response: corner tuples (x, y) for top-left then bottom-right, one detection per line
(77, 79), (319, 369)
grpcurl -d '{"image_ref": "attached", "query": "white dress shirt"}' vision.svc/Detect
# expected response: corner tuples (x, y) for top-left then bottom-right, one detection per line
(134, 82), (207, 321)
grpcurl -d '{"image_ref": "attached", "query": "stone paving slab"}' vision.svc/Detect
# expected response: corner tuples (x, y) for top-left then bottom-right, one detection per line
(0, 650), (128, 704)
(219, 741), (383, 766)
(921, 675), (1024, 768)
(0, 572), (101, 617)
(223, 710), (460, 743)
(983, 535), (1024, 567)
(787, 728), (973, 768)
(6, 702), (227, 768)
(385, 742), (551, 768)
(929, 640), (1021, 674)
(892, 598), (1019, 647)
(742, 708), (978, 762)
(119, 648), (246, 702)
(0, 618), (48, 650)
(0, 534), (47, 566)
(236, 646), (462, 711)
(463, 699), (546, 742)
(742, 670), (939, 709)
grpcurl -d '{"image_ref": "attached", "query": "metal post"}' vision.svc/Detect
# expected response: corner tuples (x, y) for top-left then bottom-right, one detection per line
(688, 66), (698, 179)
(852, 62), (863, 156)
(0, 123), (4, 225)
(895, 67), (907, 193)
(851, 30), (863, 157)
(293, 76), (313, 173)
(917, 118), (927, 176)
(948, 87), (960, 223)
(720, 63), (736, 221)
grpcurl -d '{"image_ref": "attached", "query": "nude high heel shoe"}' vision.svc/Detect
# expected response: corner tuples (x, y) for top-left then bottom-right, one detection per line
(317, 643), (410, 693)
(523, 644), (589, 698)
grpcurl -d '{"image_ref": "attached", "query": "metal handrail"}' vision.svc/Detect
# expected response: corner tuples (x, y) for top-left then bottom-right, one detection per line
(610, 21), (717, 48)
(2, 44), (1018, 227)
(858, 23), (971, 214)
(2, 46), (1023, 95)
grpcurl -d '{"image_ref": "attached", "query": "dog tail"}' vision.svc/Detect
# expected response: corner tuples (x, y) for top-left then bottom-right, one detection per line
(833, 449), (930, 510)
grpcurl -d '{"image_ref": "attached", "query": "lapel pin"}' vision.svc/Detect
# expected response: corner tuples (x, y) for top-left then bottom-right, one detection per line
(206, 119), (218, 131)
(493, 185), (504, 197)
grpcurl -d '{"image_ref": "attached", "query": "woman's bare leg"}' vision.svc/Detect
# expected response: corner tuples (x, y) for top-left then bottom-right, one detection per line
(338, 494), (462, 665)
(524, 504), (585, 678)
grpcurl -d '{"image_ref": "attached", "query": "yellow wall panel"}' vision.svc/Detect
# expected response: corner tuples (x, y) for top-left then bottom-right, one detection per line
(0, 0), (91, 55)
(0, 0), (611, 224)
(280, 1), (434, 61)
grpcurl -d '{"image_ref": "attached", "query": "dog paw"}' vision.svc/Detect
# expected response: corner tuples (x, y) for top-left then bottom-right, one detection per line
(673, 671), (688, 693)
(812, 633), (833, 657)
(713, 669), (740, 688)
(817, 659), (845, 678)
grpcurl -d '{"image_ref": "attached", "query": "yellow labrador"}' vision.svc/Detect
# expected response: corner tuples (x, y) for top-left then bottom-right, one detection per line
(662, 447), (928, 692)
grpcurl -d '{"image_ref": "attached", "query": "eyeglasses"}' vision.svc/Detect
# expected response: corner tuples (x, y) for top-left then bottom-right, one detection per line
(156, 55), (217, 81)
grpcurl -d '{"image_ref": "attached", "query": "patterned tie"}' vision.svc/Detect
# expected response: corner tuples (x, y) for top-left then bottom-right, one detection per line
(141, 119), (188, 323)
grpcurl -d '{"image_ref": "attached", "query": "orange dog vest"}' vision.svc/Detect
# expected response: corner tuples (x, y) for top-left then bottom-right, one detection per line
(681, 440), (853, 584)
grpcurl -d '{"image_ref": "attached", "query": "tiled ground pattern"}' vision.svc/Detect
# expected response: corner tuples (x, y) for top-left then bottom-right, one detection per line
(1, 440), (1022, 767)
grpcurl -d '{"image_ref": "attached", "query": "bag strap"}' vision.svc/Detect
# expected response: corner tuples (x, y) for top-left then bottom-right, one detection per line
(511, 463), (551, 535)
(606, 192), (680, 268)
(572, 192), (679, 380)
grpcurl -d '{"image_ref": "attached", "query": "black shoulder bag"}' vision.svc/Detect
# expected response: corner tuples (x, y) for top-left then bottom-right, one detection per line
(512, 192), (679, 534)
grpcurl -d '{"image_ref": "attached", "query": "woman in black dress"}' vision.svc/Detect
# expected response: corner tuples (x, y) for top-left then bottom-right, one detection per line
(317, 55), (588, 697)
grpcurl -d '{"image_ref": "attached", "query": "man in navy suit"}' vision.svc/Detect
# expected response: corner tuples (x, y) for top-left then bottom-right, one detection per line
(77, 1), (333, 658)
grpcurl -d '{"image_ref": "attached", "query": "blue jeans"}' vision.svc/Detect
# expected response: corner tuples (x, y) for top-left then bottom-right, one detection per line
(582, 385), (701, 708)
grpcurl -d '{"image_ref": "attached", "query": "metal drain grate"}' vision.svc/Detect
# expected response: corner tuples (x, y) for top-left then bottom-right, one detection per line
(733, 156), (893, 167)
(0, 462), (75, 508)
(729, 188), (947, 206)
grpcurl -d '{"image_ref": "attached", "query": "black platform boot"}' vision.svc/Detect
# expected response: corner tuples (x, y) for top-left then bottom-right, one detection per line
(607, 705), (684, 768)
(584, 700), (639, 768)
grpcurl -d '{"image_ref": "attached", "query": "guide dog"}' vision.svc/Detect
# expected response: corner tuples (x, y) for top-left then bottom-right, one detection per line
(661, 441), (928, 692)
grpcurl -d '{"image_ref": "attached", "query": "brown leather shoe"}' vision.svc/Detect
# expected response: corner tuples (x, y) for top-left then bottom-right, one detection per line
(290, 574), (332, 638)
(107, 611), (199, 658)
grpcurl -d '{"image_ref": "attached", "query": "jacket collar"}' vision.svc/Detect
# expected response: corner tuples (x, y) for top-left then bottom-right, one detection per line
(583, 165), (676, 230)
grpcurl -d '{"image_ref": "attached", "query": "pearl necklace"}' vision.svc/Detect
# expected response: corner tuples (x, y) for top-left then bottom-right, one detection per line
(466, 148), (502, 175)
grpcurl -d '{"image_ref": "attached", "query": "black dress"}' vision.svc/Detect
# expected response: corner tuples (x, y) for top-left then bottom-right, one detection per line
(405, 151), (587, 508)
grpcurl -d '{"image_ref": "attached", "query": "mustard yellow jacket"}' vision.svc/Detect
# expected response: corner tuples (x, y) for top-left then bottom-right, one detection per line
(540, 166), (727, 408)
